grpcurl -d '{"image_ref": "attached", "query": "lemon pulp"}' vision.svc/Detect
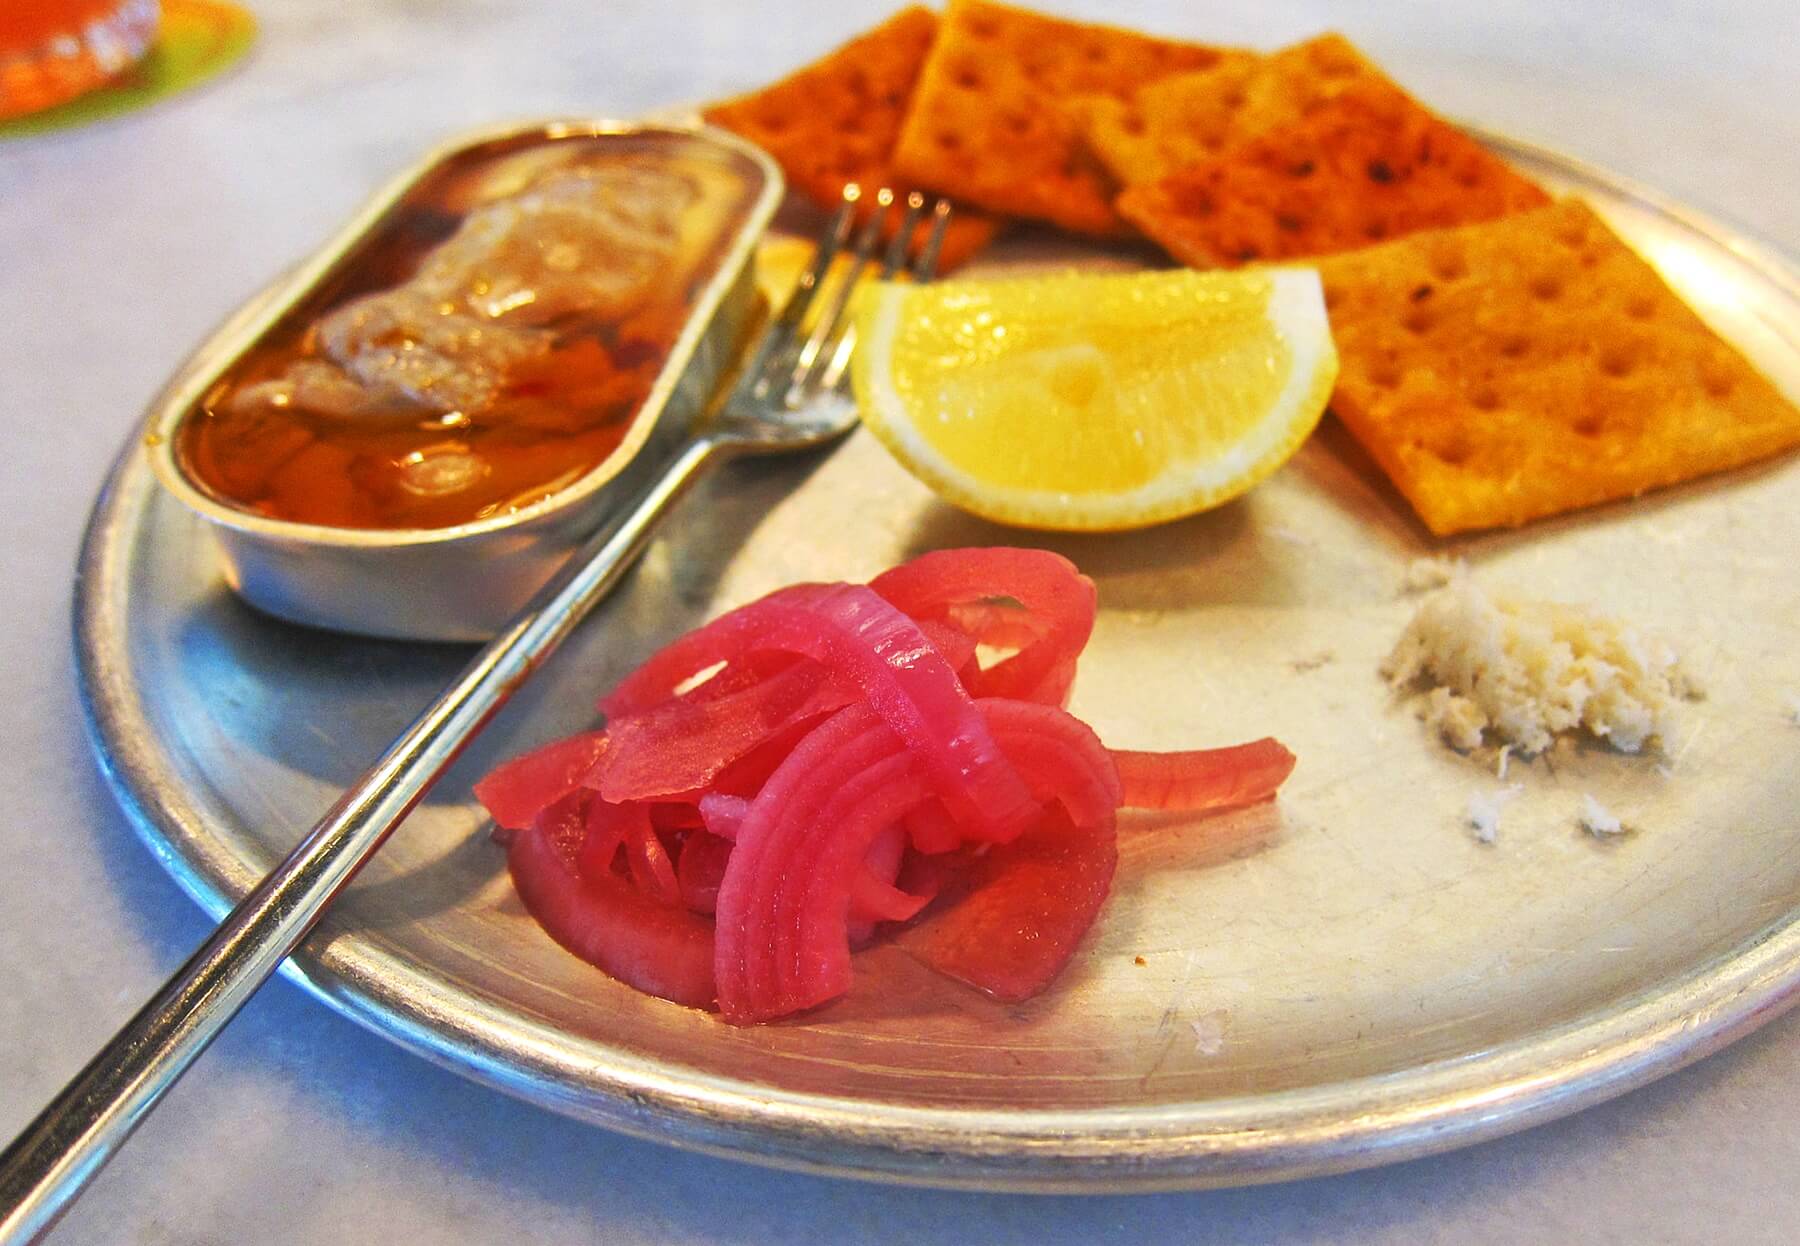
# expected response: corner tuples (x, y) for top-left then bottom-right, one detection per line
(852, 268), (1337, 531)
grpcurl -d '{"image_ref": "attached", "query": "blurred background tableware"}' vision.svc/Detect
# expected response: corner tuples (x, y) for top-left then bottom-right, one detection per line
(0, 0), (161, 118)
(0, 0), (251, 137)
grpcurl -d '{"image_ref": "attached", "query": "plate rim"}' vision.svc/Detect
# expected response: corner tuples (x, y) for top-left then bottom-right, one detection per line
(73, 127), (1800, 1192)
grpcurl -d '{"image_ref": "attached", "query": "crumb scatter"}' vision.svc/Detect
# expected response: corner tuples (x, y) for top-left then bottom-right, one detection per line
(1579, 794), (1627, 839)
(1465, 784), (1523, 844)
(1189, 1010), (1229, 1055)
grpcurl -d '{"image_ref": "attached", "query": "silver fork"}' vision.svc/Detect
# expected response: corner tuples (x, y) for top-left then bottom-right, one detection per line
(0, 187), (953, 1244)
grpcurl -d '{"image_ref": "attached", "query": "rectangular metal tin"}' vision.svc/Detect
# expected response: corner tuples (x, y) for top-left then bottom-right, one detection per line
(144, 119), (783, 641)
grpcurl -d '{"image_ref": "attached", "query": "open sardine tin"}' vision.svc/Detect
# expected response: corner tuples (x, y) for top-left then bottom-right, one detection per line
(145, 121), (783, 641)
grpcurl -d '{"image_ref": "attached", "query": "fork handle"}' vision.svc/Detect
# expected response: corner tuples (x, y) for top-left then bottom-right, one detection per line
(0, 432), (730, 1244)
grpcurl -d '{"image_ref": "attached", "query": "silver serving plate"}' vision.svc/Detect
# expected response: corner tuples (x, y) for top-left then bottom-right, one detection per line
(77, 132), (1800, 1191)
(144, 120), (782, 641)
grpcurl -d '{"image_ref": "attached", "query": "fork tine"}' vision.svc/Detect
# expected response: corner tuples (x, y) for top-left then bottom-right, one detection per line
(817, 194), (953, 393)
(745, 186), (860, 401)
(911, 197), (953, 282)
(785, 187), (893, 405)
(876, 191), (928, 280)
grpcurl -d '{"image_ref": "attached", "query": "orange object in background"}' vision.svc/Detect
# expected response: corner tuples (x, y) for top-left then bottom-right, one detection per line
(0, 0), (161, 118)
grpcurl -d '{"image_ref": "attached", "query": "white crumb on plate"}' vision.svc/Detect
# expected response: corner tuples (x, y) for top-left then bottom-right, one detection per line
(1465, 784), (1524, 844)
(1422, 685), (1488, 752)
(1267, 526), (1314, 548)
(1579, 794), (1627, 839)
(1189, 1010), (1228, 1056)
(1495, 745), (1512, 779)
(1400, 555), (1466, 594)
(1383, 573), (1701, 757)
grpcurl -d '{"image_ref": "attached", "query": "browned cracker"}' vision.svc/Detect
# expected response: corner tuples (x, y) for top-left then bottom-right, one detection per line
(1115, 78), (1551, 268)
(1318, 198), (1800, 535)
(703, 6), (1000, 271)
(1075, 32), (1386, 188)
(889, 0), (1241, 237)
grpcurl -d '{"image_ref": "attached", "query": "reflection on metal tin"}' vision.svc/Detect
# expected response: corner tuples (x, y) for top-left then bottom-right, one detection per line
(145, 120), (782, 641)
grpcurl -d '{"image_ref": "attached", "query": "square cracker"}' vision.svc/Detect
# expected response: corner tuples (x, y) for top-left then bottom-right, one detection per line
(1116, 78), (1550, 268)
(1073, 33), (1386, 188)
(702, 6), (1000, 271)
(1317, 198), (1800, 535)
(889, 0), (1240, 237)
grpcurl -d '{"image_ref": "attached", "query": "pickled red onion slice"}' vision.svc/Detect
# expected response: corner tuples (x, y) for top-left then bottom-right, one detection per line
(677, 831), (732, 915)
(600, 642), (801, 718)
(1111, 738), (1296, 811)
(846, 823), (925, 945)
(623, 808), (681, 906)
(685, 721), (821, 802)
(896, 699), (1121, 1001)
(717, 699), (1120, 1020)
(848, 824), (926, 924)
(914, 618), (981, 676)
(576, 794), (633, 881)
(479, 547), (1300, 1024)
(648, 802), (705, 832)
(506, 791), (715, 1008)
(902, 800), (961, 854)
(609, 622), (975, 812)
(871, 547), (1096, 706)
(897, 803), (1115, 1003)
(595, 659), (850, 803)
(714, 704), (932, 1023)
(594, 610), (977, 814)
(976, 698), (1122, 825)
(850, 871), (932, 924)
(473, 729), (608, 831)
(697, 793), (749, 841)
(603, 582), (1035, 841)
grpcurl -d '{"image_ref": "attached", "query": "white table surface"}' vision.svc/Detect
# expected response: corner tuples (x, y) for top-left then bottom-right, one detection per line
(3, 1), (1797, 1241)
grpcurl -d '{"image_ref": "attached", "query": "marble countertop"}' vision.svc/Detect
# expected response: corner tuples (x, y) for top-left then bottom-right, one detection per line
(2, 1), (1796, 1241)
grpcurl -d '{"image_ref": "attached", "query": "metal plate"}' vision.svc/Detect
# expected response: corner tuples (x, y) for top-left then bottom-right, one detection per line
(75, 133), (1800, 1191)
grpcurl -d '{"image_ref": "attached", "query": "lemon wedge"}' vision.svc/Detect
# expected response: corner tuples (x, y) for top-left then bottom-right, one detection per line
(851, 268), (1338, 530)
